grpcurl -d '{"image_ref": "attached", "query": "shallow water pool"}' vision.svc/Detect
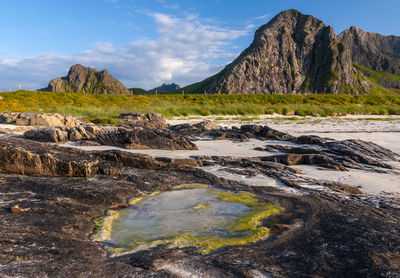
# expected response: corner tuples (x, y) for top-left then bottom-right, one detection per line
(93, 185), (283, 256)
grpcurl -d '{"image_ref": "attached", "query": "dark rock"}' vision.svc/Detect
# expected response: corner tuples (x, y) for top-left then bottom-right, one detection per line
(23, 124), (196, 151)
(171, 123), (294, 142)
(42, 64), (131, 95)
(266, 144), (322, 154)
(261, 153), (346, 170)
(24, 127), (69, 143)
(296, 135), (330, 145)
(1, 126), (400, 277)
(193, 120), (220, 130)
(94, 126), (197, 150)
(119, 112), (167, 128)
(155, 157), (201, 167)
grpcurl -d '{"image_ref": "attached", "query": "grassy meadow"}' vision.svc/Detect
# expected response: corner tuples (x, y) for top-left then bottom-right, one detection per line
(0, 90), (400, 122)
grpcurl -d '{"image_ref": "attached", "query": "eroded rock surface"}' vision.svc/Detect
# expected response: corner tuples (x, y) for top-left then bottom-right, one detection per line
(1, 122), (400, 277)
(118, 112), (167, 129)
(23, 124), (197, 150)
(0, 112), (80, 127)
(339, 26), (400, 76)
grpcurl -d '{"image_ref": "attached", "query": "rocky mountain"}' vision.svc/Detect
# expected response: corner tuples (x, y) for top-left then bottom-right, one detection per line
(183, 9), (400, 94)
(41, 64), (131, 95)
(339, 26), (400, 89)
(339, 26), (400, 74)
(150, 83), (181, 93)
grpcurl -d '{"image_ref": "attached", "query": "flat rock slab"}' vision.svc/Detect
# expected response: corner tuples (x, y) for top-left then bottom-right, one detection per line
(0, 131), (399, 277)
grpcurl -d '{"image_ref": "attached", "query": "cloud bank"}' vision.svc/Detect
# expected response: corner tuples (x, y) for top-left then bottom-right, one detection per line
(0, 13), (249, 91)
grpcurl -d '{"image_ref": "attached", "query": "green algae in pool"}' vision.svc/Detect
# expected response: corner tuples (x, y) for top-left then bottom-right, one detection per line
(93, 185), (283, 256)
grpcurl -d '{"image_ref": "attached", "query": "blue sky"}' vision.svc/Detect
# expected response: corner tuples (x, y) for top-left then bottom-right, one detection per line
(0, 0), (399, 91)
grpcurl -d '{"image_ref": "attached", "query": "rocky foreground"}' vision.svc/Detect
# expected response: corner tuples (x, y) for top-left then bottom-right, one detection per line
(0, 112), (400, 277)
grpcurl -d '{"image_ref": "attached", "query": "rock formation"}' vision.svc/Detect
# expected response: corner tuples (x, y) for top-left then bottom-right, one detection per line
(0, 112), (80, 127)
(184, 9), (369, 95)
(150, 83), (181, 93)
(23, 124), (198, 150)
(1, 120), (400, 277)
(42, 64), (131, 95)
(184, 9), (400, 94)
(339, 26), (400, 88)
(339, 26), (400, 75)
(118, 112), (167, 129)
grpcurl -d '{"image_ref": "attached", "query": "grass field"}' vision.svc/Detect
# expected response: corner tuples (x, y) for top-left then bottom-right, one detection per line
(0, 90), (400, 121)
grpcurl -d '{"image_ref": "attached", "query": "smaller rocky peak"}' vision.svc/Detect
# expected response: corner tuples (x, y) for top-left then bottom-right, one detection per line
(67, 64), (98, 78)
(42, 65), (131, 95)
(150, 83), (181, 93)
(349, 26), (361, 32)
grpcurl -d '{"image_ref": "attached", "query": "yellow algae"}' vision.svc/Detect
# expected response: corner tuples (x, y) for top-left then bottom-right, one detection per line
(92, 210), (120, 242)
(193, 203), (209, 210)
(92, 185), (284, 257)
(173, 183), (209, 190)
(127, 197), (144, 206)
(212, 190), (261, 206)
(127, 191), (161, 206)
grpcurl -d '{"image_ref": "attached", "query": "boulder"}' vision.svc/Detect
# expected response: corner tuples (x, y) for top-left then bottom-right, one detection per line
(24, 127), (69, 143)
(23, 124), (197, 150)
(193, 120), (220, 130)
(0, 112), (19, 124)
(95, 126), (197, 150)
(13, 112), (80, 127)
(119, 112), (167, 128)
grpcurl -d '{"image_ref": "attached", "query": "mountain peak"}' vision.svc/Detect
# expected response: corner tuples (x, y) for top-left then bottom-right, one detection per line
(150, 83), (181, 93)
(276, 9), (301, 17)
(339, 25), (400, 78)
(184, 9), (364, 95)
(42, 65), (131, 95)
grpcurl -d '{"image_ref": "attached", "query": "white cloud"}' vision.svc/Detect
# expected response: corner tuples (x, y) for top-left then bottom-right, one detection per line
(251, 14), (271, 21)
(0, 13), (249, 91)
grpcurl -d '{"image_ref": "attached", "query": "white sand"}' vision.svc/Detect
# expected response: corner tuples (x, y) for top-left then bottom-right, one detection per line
(201, 165), (300, 194)
(0, 124), (19, 130)
(62, 139), (275, 158)
(202, 165), (282, 187)
(292, 165), (400, 195)
(168, 116), (400, 154)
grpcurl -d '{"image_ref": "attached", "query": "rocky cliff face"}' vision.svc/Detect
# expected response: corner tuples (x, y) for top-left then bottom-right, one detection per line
(339, 26), (400, 89)
(43, 64), (131, 95)
(339, 26), (400, 74)
(185, 10), (369, 95)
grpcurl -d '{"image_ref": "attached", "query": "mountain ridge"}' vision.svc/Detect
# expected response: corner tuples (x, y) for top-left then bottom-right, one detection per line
(181, 9), (399, 95)
(149, 83), (181, 93)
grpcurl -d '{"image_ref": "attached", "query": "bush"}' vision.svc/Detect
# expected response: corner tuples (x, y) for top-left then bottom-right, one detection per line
(90, 117), (117, 125)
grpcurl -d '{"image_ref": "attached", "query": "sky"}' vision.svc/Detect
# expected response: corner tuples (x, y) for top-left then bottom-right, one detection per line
(0, 0), (399, 91)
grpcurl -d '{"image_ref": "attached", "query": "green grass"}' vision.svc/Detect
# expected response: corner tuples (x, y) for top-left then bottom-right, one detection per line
(0, 90), (399, 119)
(355, 64), (400, 91)
(89, 117), (119, 125)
